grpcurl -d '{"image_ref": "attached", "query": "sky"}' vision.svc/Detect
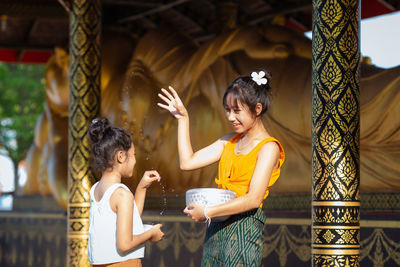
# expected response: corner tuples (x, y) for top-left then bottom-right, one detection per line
(305, 11), (400, 69)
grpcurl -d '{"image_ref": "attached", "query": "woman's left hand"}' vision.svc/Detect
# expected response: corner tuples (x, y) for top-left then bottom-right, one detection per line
(184, 204), (207, 222)
(139, 170), (161, 189)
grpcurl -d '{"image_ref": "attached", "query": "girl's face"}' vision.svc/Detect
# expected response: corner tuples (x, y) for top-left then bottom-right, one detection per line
(121, 143), (136, 177)
(224, 93), (256, 133)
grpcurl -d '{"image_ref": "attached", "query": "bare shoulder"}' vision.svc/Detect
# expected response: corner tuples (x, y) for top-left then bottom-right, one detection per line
(110, 187), (133, 213)
(111, 187), (133, 202)
(259, 141), (280, 157)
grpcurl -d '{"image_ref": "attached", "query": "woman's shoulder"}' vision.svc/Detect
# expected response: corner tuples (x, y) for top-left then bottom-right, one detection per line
(219, 133), (239, 144)
(258, 138), (284, 159)
(260, 139), (280, 151)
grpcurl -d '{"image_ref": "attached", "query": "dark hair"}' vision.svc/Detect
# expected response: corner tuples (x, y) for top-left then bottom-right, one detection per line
(222, 70), (272, 116)
(88, 118), (132, 173)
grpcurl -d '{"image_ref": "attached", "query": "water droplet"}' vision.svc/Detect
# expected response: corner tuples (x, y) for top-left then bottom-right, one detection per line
(159, 182), (167, 216)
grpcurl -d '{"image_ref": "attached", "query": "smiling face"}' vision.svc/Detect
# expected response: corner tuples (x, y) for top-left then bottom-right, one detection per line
(119, 143), (136, 178)
(224, 93), (258, 134)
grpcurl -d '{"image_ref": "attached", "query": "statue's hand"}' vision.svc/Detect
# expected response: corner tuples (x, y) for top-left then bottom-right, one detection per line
(157, 86), (188, 120)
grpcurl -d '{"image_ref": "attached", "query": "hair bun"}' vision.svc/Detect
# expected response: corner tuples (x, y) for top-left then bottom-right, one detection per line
(88, 117), (111, 143)
(263, 70), (272, 85)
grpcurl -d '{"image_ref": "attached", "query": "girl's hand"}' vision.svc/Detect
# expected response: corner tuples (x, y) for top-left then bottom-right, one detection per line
(157, 86), (188, 120)
(139, 170), (161, 189)
(150, 224), (164, 242)
(183, 204), (206, 222)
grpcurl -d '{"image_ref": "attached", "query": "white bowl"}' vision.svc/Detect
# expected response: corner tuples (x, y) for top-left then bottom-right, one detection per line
(185, 188), (236, 222)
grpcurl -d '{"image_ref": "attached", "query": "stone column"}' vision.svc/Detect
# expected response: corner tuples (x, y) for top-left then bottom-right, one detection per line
(312, 0), (360, 266)
(67, 0), (101, 266)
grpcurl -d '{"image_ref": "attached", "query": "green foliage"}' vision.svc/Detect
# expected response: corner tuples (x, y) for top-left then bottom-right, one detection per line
(0, 63), (46, 165)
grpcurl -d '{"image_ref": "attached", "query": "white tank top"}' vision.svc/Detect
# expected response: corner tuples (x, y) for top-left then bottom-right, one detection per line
(88, 182), (145, 264)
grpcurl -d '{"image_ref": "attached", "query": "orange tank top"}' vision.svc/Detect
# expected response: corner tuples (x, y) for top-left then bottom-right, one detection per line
(215, 134), (285, 204)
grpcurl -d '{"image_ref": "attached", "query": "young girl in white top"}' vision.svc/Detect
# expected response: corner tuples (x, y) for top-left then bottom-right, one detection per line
(88, 118), (164, 267)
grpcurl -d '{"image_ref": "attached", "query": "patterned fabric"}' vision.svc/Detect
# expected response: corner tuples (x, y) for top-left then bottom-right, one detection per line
(201, 208), (266, 267)
(215, 134), (285, 201)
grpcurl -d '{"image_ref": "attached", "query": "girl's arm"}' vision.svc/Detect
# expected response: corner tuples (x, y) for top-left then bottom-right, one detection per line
(184, 141), (280, 220)
(111, 188), (163, 253)
(135, 170), (161, 215)
(158, 86), (230, 170)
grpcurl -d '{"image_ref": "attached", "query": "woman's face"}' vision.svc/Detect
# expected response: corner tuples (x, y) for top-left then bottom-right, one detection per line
(224, 93), (256, 134)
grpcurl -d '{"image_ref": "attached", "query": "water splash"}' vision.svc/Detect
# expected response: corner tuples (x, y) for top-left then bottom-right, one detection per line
(159, 182), (167, 216)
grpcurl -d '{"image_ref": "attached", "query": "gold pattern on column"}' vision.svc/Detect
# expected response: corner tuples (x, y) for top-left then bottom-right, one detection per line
(312, 0), (360, 266)
(67, 0), (101, 266)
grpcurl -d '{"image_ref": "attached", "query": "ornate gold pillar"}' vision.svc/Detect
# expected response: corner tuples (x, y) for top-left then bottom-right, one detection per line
(67, 0), (101, 266)
(312, 0), (360, 266)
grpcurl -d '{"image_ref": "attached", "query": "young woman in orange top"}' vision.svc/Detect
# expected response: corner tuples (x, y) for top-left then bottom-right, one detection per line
(158, 70), (285, 266)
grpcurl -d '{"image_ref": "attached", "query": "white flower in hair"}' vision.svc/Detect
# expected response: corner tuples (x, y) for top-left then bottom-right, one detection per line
(251, 71), (268, 85)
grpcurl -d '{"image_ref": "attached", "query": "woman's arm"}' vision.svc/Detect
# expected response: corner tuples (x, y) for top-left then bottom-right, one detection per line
(158, 86), (229, 170)
(111, 188), (164, 253)
(177, 123), (230, 170)
(184, 141), (280, 220)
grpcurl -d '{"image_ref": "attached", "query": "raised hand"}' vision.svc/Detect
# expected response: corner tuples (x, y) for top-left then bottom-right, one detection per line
(157, 86), (188, 119)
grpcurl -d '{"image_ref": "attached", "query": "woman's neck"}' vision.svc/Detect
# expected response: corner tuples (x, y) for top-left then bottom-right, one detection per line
(243, 119), (268, 140)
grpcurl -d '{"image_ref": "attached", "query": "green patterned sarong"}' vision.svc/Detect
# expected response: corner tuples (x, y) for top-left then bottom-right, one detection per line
(201, 208), (266, 267)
